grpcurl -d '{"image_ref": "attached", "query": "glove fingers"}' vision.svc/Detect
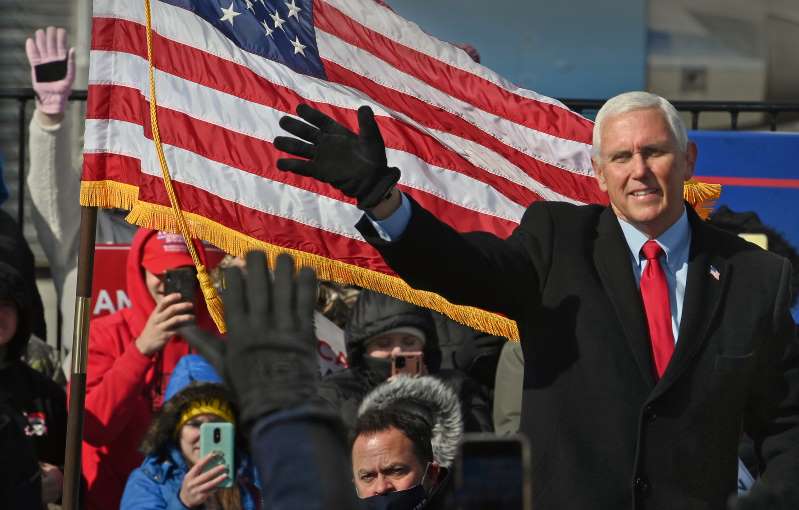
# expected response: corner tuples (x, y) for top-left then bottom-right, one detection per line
(35, 29), (47, 57)
(244, 250), (272, 321)
(56, 27), (67, 58)
(295, 266), (318, 338)
(276, 158), (316, 178)
(180, 326), (226, 374)
(25, 38), (40, 64)
(46, 26), (57, 58)
(278, 115), (319, 144)
(296, 103), (349, 135)
(273, 136), (316, 159)
(271, 254), (295, 331)
(357, 105), (385, 147)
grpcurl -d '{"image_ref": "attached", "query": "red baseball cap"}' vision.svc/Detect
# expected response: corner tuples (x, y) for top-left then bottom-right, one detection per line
(141, 231), (195, 275)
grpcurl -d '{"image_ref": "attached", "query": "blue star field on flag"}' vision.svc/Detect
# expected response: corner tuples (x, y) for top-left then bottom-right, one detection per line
(160, 0), (325, 78)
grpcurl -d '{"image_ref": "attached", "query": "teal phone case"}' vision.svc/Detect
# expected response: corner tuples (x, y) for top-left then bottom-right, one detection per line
(199, 422), (235, 488)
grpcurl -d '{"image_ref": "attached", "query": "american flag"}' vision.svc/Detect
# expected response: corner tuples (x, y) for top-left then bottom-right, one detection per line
(82, 0), (606, 336)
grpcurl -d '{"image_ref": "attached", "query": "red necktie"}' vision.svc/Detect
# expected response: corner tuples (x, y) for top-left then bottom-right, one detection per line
(640, 240), (675, 379)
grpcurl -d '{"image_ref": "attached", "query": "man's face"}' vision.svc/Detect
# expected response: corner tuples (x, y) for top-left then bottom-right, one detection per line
(593, 107), (696, 238)
(178, 413), (223, 466)
(352, 427), (427, 497)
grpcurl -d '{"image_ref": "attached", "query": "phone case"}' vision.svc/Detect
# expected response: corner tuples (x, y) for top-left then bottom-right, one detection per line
(199, 422), (235, 488)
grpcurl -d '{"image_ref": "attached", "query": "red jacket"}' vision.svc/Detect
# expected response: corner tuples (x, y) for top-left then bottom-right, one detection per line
(77, 229), (216, 510)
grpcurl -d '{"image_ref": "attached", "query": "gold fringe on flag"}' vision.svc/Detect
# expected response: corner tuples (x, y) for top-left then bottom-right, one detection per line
(143, 0), (226, 333)
(92, 187), (521, 340)
(683, 179), (722, 220)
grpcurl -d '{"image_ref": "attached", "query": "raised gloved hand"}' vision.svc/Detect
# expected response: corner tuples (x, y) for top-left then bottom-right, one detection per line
(25, 27), (75, 115)
(274, 104), (400, 210)
(181, 252), (319, 431)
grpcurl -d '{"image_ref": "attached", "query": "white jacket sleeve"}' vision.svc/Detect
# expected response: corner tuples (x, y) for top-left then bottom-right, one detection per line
(27, 108), (81, 297)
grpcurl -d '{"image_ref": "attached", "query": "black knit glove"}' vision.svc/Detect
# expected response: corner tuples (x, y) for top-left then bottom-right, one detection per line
(181, 252), (319, 431)
(274, 104), (400, 210)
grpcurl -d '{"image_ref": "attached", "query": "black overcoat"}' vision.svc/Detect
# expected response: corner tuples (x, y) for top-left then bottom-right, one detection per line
(356, 198), (799, 510)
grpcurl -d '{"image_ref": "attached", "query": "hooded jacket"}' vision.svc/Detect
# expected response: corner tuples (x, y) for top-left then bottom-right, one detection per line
(0, 260), (67, 469)
(121, 355), (261, 510)
(318, 291), (492, 432)
(79, 228), (216, 510)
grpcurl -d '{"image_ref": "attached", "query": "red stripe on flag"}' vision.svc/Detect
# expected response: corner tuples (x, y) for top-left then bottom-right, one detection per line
(312, 0), (594, 145)
(83, 152), (141, 186)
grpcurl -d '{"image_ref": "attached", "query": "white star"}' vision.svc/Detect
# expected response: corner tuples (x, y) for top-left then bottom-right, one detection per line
(244, 0), (255, 12)
(290, 36), (307, 55)
(261, 18), (274, 37)
(270, 9), (286, 30)
(219, 1), (241, 25)
(285, 0), (302, 19)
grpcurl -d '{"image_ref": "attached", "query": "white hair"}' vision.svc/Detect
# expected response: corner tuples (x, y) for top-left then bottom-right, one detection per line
(592, 91), (687, 159)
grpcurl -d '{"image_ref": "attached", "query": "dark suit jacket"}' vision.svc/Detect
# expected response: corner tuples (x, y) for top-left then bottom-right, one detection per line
(356, 199), (799, 510)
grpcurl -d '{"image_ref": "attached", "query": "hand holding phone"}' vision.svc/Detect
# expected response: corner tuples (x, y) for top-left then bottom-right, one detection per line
(199, 422), (235, 489)
(179, 452), (229, 507)
(164, 267), (198, 303)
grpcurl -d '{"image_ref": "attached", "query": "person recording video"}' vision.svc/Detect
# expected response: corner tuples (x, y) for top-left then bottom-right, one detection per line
(79, 228), (220, 510)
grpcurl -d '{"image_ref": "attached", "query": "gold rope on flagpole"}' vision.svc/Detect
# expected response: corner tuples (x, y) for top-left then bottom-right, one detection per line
(142, 0), (226, 333)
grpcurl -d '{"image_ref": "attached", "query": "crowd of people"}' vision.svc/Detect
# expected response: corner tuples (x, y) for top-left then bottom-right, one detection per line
(1, 22), (798, 510)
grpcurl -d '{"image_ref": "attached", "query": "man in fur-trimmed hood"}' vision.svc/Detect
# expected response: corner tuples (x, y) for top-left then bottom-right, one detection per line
(351, 376), (463, 509)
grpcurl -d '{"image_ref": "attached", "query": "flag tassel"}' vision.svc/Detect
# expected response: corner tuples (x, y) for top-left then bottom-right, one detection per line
(143, 0), (226, 333)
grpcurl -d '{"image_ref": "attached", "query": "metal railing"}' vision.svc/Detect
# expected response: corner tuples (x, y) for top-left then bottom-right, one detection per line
(562, 99), (799, 131)
(1, 88), (88, 227)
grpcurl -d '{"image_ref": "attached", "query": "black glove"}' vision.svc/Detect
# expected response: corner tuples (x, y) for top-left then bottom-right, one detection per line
(181, 252), (319, 431)
(274, 104), (400, 210)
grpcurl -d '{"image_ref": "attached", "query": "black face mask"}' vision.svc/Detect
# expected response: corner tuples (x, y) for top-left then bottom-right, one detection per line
(361, 355), (392, 382)
(358, 484), (428, 510)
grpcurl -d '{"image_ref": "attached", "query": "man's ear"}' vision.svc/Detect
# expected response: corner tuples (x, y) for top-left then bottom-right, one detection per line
(684, 141), (697, 181)
(592, 157), (608, 192)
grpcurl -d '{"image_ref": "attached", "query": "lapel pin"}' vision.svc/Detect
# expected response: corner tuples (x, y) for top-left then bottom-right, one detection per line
(709, 265), (720, 281)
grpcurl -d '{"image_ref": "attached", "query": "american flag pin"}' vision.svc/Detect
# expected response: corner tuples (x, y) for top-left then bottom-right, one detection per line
(709, 265), (720, 280)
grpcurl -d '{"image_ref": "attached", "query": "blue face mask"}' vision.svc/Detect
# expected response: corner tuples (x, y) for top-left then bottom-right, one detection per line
(358, 483), (428, 510)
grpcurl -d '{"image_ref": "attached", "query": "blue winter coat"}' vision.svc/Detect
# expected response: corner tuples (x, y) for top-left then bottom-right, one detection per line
(120, 445), (262, 510)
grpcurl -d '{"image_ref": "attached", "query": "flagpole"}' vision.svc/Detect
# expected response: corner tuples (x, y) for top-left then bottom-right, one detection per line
(63, 205), (98, 510)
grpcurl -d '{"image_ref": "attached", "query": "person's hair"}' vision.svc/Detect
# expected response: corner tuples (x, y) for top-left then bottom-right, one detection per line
(139, 382), (239, 459)
(592, 91), (688, 159)
(352, 401), (435, 466)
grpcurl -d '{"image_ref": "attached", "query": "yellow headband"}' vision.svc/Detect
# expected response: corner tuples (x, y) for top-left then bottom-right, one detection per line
(175, 398), (235, 435)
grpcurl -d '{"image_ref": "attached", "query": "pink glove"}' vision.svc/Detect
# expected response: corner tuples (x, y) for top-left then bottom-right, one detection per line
(25, 27), (75, 115)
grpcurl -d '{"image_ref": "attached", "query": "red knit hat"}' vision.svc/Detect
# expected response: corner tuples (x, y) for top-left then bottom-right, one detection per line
(140, 231), (195, 275)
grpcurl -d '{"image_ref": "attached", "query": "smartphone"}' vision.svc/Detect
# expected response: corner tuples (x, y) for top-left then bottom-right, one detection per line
(163, 267), (198, 302)
(391, 351), (423, 376)
(455, 433), (532, 510)
(199, 422), (235, 488)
